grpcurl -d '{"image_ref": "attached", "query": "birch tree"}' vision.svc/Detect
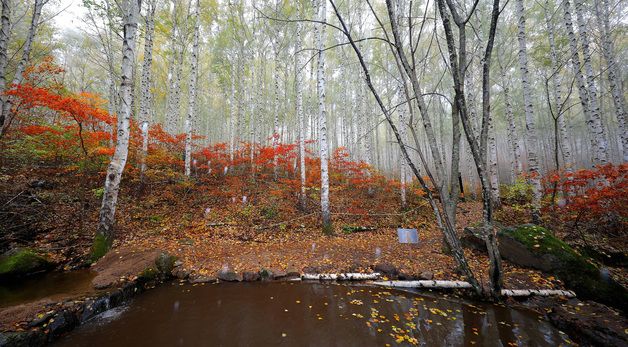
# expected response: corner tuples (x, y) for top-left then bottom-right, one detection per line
(139, 0), (156, 124)
(0, 0), (11, 135)
(594, 0), (627, 161)
(317, 0), (331, 233)
(0, 0), (48, 135)
(185, 0), (200, 177)
(94, 0), (140, 259)
(295, 18), (306, 209)
(515, 0), (542, 219)
(563, 0), (607, 165)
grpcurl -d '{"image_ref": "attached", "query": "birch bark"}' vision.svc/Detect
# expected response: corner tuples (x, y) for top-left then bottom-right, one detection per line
(95, 0), (140, 257)
(516, 0), (542, 219)
(317, 0), (331, 232)
(185, 0), (200, 177)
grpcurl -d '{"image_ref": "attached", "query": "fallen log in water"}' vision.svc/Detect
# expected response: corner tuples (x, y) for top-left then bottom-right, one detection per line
(370, 280), (576, 297)
(301, 273), (381, 280)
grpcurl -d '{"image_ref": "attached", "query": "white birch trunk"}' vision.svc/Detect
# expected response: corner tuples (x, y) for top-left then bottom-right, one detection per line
(184, 0), (200, 177)
(273, 43), (280, 180)
(516, 0), (542, 218)
(139, 0), (156, 124)
(594, 0), (627, 161)
(140, 121), (148, 183)
(96, 0), (140, 253)
(317, 0), (331, 232)
(1, 0), (45, 134)
(0, 0), (11, 133)
(296, 20), (306, 209)
(563, 0), (606, 165)
(574, 0), (608, 164)
(396, 86), (407, 208)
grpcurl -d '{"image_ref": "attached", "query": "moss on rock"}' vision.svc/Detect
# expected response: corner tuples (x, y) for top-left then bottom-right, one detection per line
(0, 249), (52, 281)
(500, 224), (628, 312)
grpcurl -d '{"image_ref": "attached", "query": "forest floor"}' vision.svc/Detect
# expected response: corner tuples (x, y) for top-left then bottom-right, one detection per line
(1, 161), (573, 292)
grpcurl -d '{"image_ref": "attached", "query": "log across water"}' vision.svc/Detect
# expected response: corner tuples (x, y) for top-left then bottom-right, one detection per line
(54, 282), (573, 346)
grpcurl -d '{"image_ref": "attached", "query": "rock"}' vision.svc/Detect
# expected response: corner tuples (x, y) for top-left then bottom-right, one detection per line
(259, 269), (273, 281)
(398, 269), (417, 280)
(285, 267), (301, 279)
(47, 310), (79, 339)
(188, 275), (215, 284)
(173, 260), (183, 267)
(242, 271), (260, 282)
(549, 300), (628, 347)
(79, 297), (109, 322)
(460, 227), (487, 252)
(270, 269), (287, 280)
(0, 331), (46, 347)
(373, 263), (398, 278)
(172, 267), (190, 280)
(0, 248), (53, 282)
(217, 268), (242, 282)
(91, 247), (173, 289)
(419, 271), (434, 280)
(155, 253), (177, 274)
(498, 225), (628, 313)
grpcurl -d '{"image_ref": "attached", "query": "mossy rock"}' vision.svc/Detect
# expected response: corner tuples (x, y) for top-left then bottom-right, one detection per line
(0, 249), (53, 282)
(154, 253), (177, 275)
(499, 224), (628, 312)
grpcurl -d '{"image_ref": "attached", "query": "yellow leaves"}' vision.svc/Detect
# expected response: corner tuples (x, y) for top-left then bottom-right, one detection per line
(349, 299), (363, 305)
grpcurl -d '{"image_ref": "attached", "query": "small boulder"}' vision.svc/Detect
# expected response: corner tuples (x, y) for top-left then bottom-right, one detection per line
(242, 271), (260, 282)
(217, 268), (242, 282)
(259, 269), (274, 281)
(460, 227), (486, 252)
(285, 267), (301, 279)
(0, 248), (53, 282)
(189, 275), (215, 284)
(270, 269), (287, 280)
(419, 271), (434, 280)
(373, 263), (398, 278)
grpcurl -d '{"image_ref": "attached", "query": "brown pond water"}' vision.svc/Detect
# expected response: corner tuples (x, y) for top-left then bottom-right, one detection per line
(54, 282), (573, 347)
(0, 269), (95, 308)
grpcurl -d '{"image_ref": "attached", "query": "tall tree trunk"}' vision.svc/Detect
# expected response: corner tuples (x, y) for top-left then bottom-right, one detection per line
(563, 0), (607, 165)
(516, 0), (542, 220)
(545, 2), (573, 169)
(574, 0), (608, 164)
(139, 0), (156, 124)
(95, 0), (140, 259)
(0, 0), (11, 135)
(594, 0), (627, 161)
(184, 0), (200, 177)
(273, 42), (280, 180)
(1, 0), (46, 135)
(317, 0), (331, 233)
(296, 19), (306, 209)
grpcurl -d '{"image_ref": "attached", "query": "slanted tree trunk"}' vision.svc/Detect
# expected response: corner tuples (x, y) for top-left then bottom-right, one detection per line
(515, 0), (542, 220)
(317, 0), (331, 233)
(594, 0), (627, 161)
(1, 0), (46, 136)
(94, 0), (140, 259)
(295, 19), (306, 209)
(184, 0), (200, 177)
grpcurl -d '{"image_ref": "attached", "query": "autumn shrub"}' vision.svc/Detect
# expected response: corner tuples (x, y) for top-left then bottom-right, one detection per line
(544, 164), (627, 237)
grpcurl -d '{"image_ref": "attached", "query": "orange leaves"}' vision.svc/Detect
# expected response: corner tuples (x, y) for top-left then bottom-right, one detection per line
(544, 164), (627, 229)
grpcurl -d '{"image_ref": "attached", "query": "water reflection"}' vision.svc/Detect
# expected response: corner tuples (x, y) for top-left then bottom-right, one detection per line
(55, 282), (573, 347)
